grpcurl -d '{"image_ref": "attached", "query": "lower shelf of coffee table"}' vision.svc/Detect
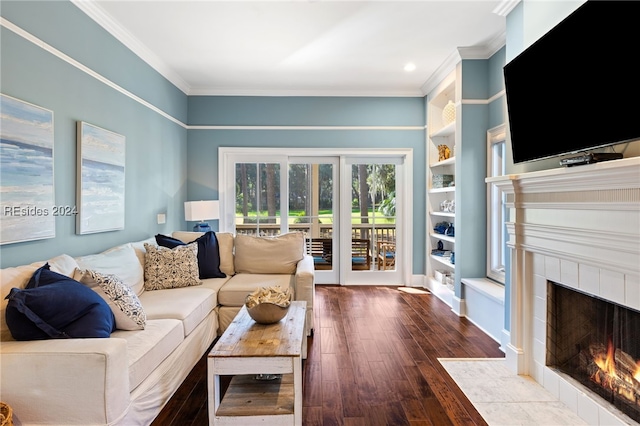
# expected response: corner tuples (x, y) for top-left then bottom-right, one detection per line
(216, 373), (294, 418)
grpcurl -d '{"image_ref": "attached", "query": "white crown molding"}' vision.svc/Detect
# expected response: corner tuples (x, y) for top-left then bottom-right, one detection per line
(420, 49), (461, 96)
(71, 0), (191, 95)
(4, 16), (428, 129)
(1, 16), (187, 128)
(420, 31), (506, 96)
(188, 87), (425, 98)
(458, 31), (506, 60)
(493, 0), (521, 17)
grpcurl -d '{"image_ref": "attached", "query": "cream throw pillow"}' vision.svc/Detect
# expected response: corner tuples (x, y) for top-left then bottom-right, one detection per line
(234, 232), (304, 274)
(143, 243), (201, 290)
(75, 244), (145, 296)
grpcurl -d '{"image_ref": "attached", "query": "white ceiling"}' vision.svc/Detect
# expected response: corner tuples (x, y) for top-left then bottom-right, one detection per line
(75, 1), (508, 97)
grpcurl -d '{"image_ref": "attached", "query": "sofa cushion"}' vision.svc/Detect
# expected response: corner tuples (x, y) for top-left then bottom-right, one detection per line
(156, 232), (226, 279)
(39, 254), (79, 277)
(111, 319), (183, 391)
(75, 269), (146, 330)
(199, 276), (230, 299)
(138, 286), (216, 337)
(234, 232), (304, 274)
(218, 273), (295, 307)
(76, 244), (145, 296)
(143, 243), (201, 291)
(129, 237), (157, 269)
(172, 231), (235, 276)
(5, 264), (116, 340)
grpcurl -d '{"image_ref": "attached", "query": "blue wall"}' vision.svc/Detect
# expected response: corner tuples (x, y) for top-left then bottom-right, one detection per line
(186, 96), (426, 274)
(452, 48), (506, 295)
(0, 1), (188, 268)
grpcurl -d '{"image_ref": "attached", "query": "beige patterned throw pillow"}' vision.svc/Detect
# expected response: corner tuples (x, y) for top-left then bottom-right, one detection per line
(75, 269), (146, 330)
(143, 243), (201, 290)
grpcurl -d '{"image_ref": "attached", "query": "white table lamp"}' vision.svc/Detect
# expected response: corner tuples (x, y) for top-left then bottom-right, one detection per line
(184, 200), (219, 232)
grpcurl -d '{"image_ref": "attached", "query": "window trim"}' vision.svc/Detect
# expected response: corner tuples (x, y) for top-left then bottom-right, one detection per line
(486, 124), (507, 284)
(218, 147), (414, 286)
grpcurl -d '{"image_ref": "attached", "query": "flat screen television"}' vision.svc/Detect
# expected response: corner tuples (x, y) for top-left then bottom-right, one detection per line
(503, 1), (640, 164)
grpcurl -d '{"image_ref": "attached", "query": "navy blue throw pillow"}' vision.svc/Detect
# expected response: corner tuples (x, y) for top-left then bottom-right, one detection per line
(5, 264), (116, 340)
(155, 232), (226, 279)
(154, 234), (184, 249)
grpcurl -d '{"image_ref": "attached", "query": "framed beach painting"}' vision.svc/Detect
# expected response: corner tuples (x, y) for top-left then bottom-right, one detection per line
(76, 121), (125, 234)
(0, 94), (55, 245)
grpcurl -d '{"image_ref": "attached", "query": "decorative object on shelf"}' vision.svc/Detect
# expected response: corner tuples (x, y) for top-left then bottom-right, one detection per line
(442, 100), (456, 125)
(437, 144), (451, 161)
(434, 270), (451, 284)
(1, 94), (56, 245)
(77, 121), (126, 235)
(184, 200), (219, 232)
(440, 199), (455, 213)
(450, 252), (455, 265)
(245, 286), (292, 324)
(437, 240), (444, 251)
(434, 221), (450, 235)
(433, 174), (454, 189)
(445, 225), (454, 237)
(431, 249), (451, 257)
(445, 275), (454, 291)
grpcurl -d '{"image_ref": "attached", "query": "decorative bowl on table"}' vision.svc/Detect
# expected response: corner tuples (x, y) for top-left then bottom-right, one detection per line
(245, 286), (292, 325)
(246, 302), (290, 324)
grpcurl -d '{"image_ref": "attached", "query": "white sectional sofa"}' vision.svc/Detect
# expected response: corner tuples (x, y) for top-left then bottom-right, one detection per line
(0, 231), (314, 425)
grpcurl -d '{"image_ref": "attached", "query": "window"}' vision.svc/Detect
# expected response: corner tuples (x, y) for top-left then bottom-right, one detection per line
(487, 125), (506, 283)
(219, 148), (412, 285)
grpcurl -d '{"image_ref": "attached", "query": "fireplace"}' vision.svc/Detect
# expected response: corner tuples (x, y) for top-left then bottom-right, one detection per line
(489, 157), (640, 425)
(547, 282), (640, 423)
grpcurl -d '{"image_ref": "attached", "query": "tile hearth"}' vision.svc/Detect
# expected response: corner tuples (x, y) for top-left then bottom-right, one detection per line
(439, 358), (587, 425)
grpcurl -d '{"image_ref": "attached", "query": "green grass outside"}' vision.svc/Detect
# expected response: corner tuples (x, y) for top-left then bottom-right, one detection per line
(236, 209), (395, 224)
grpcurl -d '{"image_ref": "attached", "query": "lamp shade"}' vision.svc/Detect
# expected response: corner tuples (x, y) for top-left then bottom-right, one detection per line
(184, 200), (219, 222)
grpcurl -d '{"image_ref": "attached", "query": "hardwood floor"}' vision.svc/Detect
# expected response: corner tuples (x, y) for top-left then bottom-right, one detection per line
(152, 285), (504, 426)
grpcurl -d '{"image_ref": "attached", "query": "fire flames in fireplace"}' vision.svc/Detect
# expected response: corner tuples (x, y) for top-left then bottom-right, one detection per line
(549, 282), (640, 422)
(582, 338), (640, 406)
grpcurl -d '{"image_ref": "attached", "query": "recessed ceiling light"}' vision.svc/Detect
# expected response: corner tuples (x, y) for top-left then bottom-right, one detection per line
(404, 62), (416, 72)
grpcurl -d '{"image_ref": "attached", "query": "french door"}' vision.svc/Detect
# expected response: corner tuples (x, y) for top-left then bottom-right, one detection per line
(219, 148), (411, 286)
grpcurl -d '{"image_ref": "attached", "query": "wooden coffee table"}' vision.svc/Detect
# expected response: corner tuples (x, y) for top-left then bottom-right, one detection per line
(207, 301), (307, 425)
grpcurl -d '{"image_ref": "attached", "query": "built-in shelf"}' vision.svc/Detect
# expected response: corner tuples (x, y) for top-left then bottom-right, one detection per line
(430, 254), (454, 269)
(426, 72), (457, 303)
(430, 233), (455, 243)
(430, 211), (455, 218)
(430, 121), (455, 138)
(430, 157), (455, 167)
(428, 186), (455, 194)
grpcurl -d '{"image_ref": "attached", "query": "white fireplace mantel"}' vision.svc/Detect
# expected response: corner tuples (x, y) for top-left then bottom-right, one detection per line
(487, 157), (640, 425)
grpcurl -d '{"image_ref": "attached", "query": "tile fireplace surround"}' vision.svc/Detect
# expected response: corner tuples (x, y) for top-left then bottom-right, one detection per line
(489, 157), (640, 425)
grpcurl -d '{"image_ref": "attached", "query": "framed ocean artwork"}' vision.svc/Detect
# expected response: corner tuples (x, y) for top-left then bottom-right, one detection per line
(76, 121), (125, 234)
(0, 94), (56, 245)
